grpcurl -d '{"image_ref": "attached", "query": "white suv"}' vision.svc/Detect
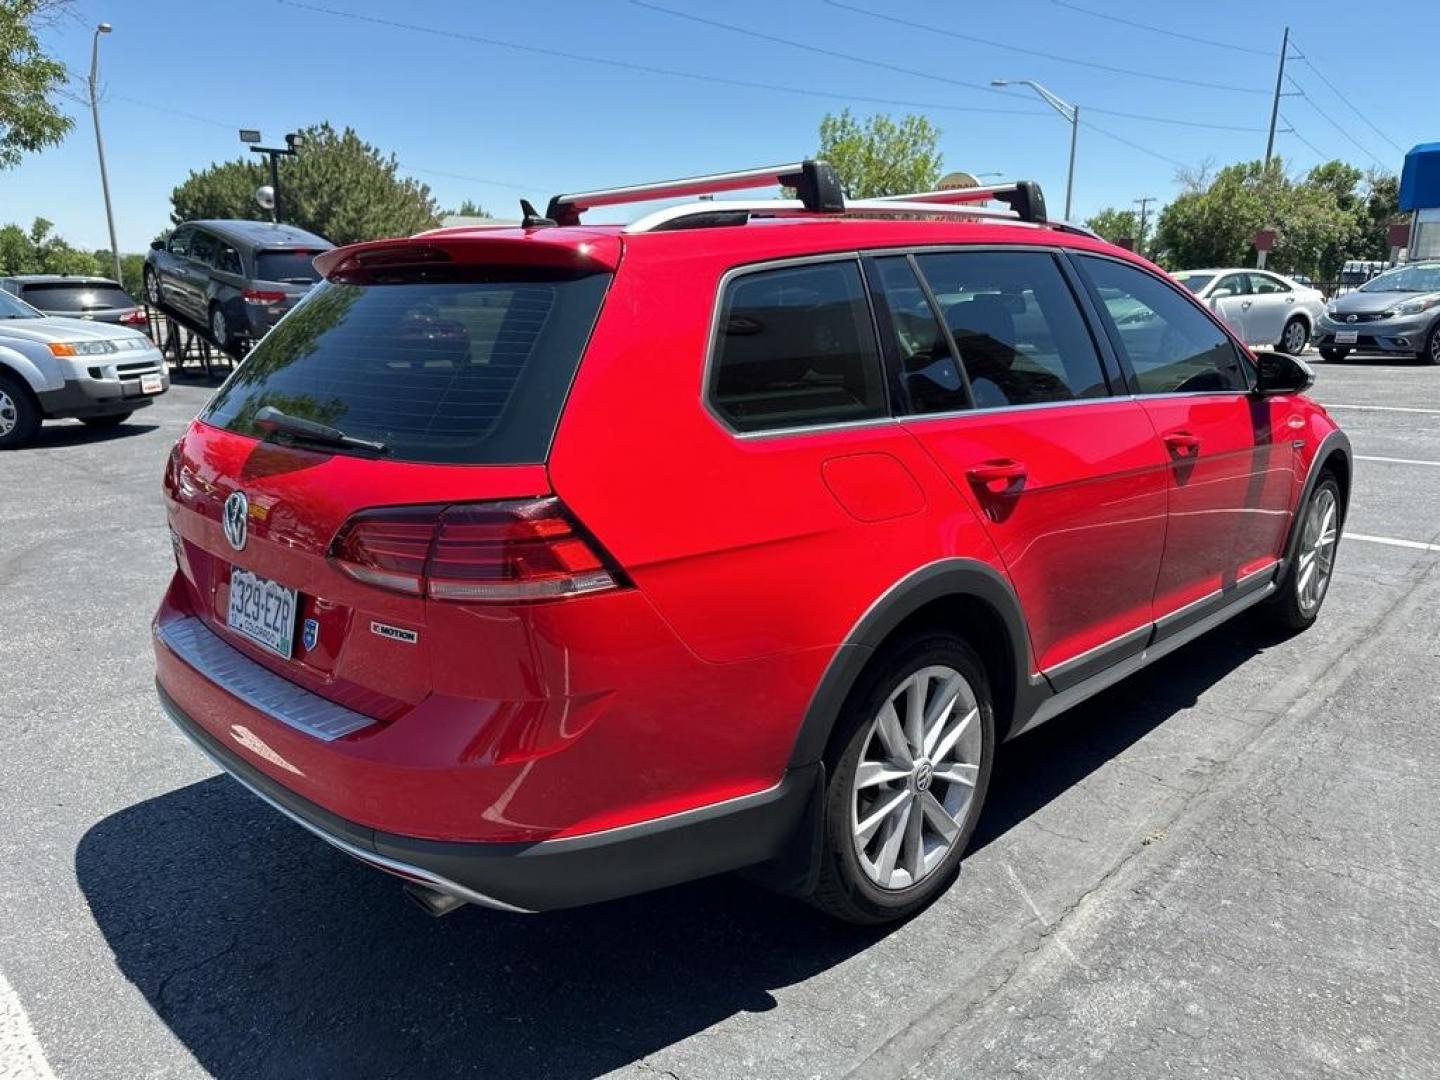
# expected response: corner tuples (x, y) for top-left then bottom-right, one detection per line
(0, 287), (168, 449)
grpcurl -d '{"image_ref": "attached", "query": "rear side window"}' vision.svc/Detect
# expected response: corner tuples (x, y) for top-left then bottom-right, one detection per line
(709, 260), (886, 433)
(913, 250), (1109, 409)
(202, 268), (611, 464)
(190, 231), (217, 264)
(255, 250), (323, 284)
(216, 245), (243, 275)
(1078, 255), (1248, 395)
(19, 283), (133, 311)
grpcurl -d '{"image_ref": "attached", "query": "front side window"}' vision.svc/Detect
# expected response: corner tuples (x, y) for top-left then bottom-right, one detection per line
(1078, 255), (1248, 395)
(1249, 273), (1290, 294)
(912, 250), (1109, 409)
(1212, 273), (1251, 298)
(189, 231), (218, 264)
(709, 260), (886, 432)
(167, 228), (192, 256)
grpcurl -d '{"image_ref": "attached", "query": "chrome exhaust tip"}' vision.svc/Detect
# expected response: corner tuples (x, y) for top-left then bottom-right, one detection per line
(403, 881), (468, 917)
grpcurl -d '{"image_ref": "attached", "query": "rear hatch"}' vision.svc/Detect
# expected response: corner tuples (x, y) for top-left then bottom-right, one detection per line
(165, 234), (619, 719)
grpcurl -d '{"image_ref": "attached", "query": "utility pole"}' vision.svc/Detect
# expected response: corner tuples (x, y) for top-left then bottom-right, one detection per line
(87, 23), (122, 285)
(240, 130), (305, 224)
(1134, 196), (1156, 256)
(1264, 26), (1290, 166)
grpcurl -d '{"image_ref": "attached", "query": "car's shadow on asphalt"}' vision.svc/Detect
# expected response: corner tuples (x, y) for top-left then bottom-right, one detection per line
(76, 617), (1286, 1079)
(24, 417), (161, 448)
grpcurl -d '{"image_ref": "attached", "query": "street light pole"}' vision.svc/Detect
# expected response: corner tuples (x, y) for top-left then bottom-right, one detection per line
(992, 79), (1078, 220)
(87, 23), (123, 285)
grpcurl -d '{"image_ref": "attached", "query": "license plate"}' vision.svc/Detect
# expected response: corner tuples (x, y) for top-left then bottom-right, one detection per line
(227, 568), (298, 659)
(1335, 331), (1358, 344)
(140, 373), (164, 394)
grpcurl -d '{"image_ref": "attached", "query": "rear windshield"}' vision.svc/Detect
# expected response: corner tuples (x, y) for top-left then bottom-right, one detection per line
(201, 268), (611, 464)
(254, 250), (325, 283)
(1174, 273), (1213, 294)
(21, 282), (133, 311)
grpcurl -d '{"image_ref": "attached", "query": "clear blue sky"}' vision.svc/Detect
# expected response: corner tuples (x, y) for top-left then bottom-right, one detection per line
(11, 0), (1437, 253)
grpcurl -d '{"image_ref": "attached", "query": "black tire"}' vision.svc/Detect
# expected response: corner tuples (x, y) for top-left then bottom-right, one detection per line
(809, 630), (996, 925)
(1422, 324), (1440, 366)
(0, 371), (41, 450)
(1278, 316), (1309, 356)
(1266, 475), (1342, 633)
(208, 304), (232, 351)
(143, 266), (161, 307)
(1318, 346), (1350, 362)
(79, 412), (133, 428)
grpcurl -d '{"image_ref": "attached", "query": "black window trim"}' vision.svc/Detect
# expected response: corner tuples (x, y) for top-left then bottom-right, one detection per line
(1064, 250), (1257, 397)
(701, 252), (898, 439)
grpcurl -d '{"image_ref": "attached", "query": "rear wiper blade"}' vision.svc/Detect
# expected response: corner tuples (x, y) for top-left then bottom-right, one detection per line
(253, 405), (389, 454)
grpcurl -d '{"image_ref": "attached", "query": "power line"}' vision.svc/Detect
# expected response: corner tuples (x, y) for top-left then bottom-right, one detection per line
(1279, 114), (1329, 161)
(1074, 106), (1266, 134)
(277, 0), (1046, 117)
(826, 0), (1271, 95)
(1047, 0), (1274, 57)
(1285, 74), (1388, 168)
(1288, 40), (1405, 155)
(1085, 120), (1188, 170)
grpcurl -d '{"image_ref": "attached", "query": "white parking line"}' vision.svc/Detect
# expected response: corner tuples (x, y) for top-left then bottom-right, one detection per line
(1325, 404), (1440, 415)
(1355, 455), (1440, 467)
(0, 969), (56, 1080)
(1347, 532), (1440, 553)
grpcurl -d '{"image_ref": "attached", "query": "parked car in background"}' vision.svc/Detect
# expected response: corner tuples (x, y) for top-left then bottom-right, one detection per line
(1172, 268), (1324, 355)
(143, 221), (333, 352)
(1334, 259), (1389, 296)
(1, 274), (148, 332)
(1315, 261), (1440, 364)
(153, 162), (1350, 925)
(0, 286), (168, 448)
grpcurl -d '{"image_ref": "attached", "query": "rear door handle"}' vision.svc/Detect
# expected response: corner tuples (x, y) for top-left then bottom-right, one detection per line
(1241, 300), (1253, 309)
(966, 459), (1028, 494)
(1163, 431), (1201, 456)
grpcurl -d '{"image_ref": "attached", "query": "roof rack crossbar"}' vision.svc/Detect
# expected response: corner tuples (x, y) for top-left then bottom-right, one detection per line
(625, 199), (1028, 234)
(546, 160), (845, 225)
(857, 180), (1048, 224)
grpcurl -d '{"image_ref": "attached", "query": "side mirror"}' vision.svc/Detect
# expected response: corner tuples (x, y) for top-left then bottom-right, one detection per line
(1253, 349), (1315, 395)
(150, 239), (165, 250)
(1210, 286), (1235, 299)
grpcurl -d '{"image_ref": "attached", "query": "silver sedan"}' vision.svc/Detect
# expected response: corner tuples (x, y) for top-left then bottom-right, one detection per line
(1172, 268), (1325, 355)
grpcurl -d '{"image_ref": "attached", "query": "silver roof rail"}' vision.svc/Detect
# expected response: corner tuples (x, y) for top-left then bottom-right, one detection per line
(547, 160), (844, 225)
(625, 198), (1031, 234)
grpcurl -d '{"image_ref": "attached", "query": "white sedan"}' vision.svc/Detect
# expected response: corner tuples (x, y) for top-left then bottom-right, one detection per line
(1172, 268), (1324, 355)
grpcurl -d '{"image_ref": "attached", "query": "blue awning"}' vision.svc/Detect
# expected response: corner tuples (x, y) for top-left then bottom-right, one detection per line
(1399, 143), (1440, 211)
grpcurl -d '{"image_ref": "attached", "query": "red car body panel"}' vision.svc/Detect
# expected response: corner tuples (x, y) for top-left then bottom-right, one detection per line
(152, 211), (1349, 909)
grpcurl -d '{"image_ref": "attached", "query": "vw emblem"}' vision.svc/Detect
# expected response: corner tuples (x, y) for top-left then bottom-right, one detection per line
(222, 490), (249, 551)
(1346, 313), (1358, 323)
(913, 760), (934, 794)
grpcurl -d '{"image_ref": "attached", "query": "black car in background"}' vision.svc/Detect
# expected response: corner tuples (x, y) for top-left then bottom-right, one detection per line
(142, 220), (333, 351)
(0, 274), (149, 332)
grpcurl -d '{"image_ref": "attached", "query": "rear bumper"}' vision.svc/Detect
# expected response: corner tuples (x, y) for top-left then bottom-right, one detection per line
(157, 680), (817, 912)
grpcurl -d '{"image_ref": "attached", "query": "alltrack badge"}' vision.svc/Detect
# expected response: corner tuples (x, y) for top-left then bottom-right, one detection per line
(222, 491), (249, 551)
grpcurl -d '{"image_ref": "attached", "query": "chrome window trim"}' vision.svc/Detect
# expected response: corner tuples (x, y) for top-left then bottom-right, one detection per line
(157, 616), (375, 741)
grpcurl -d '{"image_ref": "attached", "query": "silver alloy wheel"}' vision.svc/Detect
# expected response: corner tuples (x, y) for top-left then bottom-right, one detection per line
(0, 388), (16, 437)
(145, 269), (160, 305)
(1282, 319), (1307, 355)
(1429, 328), (1440, 364)
(211, 307), (227, 346)
(1296, 486), (1339, 615)
(851, 664), (983, 890)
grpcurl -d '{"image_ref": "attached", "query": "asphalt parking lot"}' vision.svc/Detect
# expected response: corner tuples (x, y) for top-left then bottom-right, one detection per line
(2, 355), (1438, 1080)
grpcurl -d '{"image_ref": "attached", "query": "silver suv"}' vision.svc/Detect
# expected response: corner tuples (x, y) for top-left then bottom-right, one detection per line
(0, 287), (168, 449)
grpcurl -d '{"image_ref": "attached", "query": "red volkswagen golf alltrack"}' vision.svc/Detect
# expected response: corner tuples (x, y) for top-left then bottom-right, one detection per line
(154, 162), (1349, 924)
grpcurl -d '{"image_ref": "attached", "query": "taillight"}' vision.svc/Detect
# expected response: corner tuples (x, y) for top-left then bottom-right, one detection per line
(120, 309), (147, 326)
(243, 289), (286, 305)
(329, 499), (622, 603)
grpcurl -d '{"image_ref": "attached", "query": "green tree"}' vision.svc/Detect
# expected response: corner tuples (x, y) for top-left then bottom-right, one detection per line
(0, 217), (104, 276)
(812, 110), (943, 199)
(1084, 207), (1141, 248)
(444, 199), (491, 218)
(0, 1), (72, 169)
(170, 123), (442, 245)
